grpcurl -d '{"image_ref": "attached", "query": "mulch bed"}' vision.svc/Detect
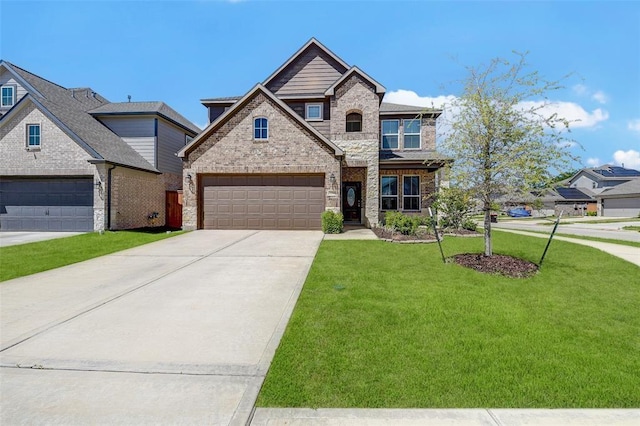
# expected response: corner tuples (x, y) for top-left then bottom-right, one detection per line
(453, 253), (539, 278)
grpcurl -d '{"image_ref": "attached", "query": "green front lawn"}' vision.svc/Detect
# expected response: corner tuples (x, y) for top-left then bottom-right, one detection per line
(258, 232), (640, 408)
(0, 230), (184, 282)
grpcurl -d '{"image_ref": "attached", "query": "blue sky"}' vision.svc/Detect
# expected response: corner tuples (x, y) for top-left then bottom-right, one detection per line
(2, 0), (639, 170)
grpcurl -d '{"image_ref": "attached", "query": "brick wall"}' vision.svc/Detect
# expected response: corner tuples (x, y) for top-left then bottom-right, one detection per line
(379, 168), (436, 221)
(110, 167), (165, 229)
(182, 91), (341, 230)
(0, 102), (96, 176)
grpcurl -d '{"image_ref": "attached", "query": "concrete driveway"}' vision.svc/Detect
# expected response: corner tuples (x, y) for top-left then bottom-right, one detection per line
(0, 230), (323, 425)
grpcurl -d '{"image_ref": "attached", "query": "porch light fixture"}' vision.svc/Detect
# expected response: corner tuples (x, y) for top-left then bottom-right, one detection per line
(329, 173), (336, 185)
(94, 180), (102, 189)
(185, 173), (193, 183)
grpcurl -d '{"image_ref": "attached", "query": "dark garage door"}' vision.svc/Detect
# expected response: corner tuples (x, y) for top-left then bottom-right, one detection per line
(202, 174), (324, 230)
(0, 178), (94, 232)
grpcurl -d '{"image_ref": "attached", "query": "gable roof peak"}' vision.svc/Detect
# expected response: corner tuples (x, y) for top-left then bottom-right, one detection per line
(262, 38), (350, 88)
(179, 83), (343, 159)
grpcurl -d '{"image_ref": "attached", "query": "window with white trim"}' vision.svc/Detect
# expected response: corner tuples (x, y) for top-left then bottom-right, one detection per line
(1, 86), (15, 107)
(381, 176), (398, 210)
(27, 124), (41, 148)
(403, 119), (421, 149)
(403, 176), (420, 211)
(254, 117), (268, 140)
(381, 120), (399, 149)
(305, 103), (323, 121)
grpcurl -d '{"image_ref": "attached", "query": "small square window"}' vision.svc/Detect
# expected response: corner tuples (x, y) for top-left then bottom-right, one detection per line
(306, 103), (323, 121)
(27, 124), (41, 148)
(1, 86), (15, 107)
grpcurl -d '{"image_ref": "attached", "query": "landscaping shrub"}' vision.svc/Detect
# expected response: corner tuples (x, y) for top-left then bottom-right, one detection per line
(462, 218), (477, 231)
(586, 211), (597, 217)
(384, 211), (431, 235)
(432, 187), (475, 231)
(321, 210), (343, 234)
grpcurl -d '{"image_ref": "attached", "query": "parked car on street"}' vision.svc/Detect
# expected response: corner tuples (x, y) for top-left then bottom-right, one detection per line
(507, 207), (531, 217)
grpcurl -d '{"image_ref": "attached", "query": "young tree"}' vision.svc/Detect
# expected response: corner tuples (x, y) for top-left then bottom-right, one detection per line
(440, 53), (578, 256)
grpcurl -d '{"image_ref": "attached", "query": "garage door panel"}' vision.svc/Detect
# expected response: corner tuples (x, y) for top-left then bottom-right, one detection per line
(201, 174), (325, 230)
(0, 178), (94, 232)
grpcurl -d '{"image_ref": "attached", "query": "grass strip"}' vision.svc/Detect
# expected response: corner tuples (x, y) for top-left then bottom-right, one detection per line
(0, 230), (184, 282)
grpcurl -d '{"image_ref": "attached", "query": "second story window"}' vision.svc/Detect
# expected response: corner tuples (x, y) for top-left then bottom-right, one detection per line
(27, 124), (41, 149)
(254, 117), (268, 140)
(381, 120), (399, 149)
(305, 103), (323, 121)
(346, 112), (362, 132)
(1, 86), (15, 107)
(403, 119), (421, 149)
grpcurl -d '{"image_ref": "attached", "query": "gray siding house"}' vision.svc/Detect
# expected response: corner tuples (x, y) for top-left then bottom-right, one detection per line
(0, 61), (199, 232)
(179, 38), (448, 230)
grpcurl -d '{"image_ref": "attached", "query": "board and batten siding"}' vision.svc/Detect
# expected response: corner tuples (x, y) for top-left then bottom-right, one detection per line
(266, 45), (347, 96)
(156, 118), (188, 175)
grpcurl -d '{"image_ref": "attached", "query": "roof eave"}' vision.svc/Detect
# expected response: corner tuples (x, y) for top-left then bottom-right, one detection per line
(324, 66), (386, 96)
(88, 159), (161, 174)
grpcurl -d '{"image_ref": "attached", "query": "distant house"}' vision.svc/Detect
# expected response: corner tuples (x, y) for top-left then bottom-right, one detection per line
(596, 179), (640, 217)
(178, 38), (449, 230)
(562, 165), (640, 217)
(0, 61), (199, 231)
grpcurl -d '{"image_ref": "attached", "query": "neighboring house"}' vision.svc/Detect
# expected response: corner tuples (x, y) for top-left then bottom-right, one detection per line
(560, 165), (640, 217)
(0, 61), (199, 232)
(596, 179), (640, 217)
(178, 38), (448, 230)
(565, 165), (640, 194)
(552, 187), (597, 217)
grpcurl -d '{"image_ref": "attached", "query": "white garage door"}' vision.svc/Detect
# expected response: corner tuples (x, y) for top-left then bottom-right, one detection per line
(602, 197), (640, 217)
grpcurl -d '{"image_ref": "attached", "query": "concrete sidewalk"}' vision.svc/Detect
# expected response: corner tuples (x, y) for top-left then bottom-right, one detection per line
(251, 408), (640, 425)
(495, 228), (640, 267)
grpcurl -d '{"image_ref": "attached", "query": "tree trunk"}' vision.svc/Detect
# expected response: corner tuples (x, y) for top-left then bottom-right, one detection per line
(484, 201), (492, 256)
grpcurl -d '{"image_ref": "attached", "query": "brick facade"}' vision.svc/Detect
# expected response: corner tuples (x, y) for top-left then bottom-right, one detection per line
(330, 74), (380, 226)
(182, 91), (341, 230)
(379, 168), (436, 221)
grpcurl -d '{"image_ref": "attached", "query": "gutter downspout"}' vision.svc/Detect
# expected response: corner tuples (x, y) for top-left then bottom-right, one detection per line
(107, 164), (116, 230)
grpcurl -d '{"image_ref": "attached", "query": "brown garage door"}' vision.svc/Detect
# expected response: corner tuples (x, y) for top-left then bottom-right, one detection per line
(201, 174), (325, 230)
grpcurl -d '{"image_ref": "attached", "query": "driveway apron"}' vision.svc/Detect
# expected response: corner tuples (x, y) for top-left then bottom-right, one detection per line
(0, 230), (323, 425)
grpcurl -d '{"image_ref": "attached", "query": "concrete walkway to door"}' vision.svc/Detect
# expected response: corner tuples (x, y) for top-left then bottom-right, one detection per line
(0, 230), (324, 425)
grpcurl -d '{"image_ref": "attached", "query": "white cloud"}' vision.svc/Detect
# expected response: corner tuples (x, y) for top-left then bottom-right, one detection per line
(586, 157), (601, 167)
(383, 90), (456, 109)
(572, 84), (608, 104)
(386, 90), (608, 131)
(592, 90), (608, 104)
(628, 119), (640, 132)
(613, 150), (640, 169)
(518, 101), (609, 129)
